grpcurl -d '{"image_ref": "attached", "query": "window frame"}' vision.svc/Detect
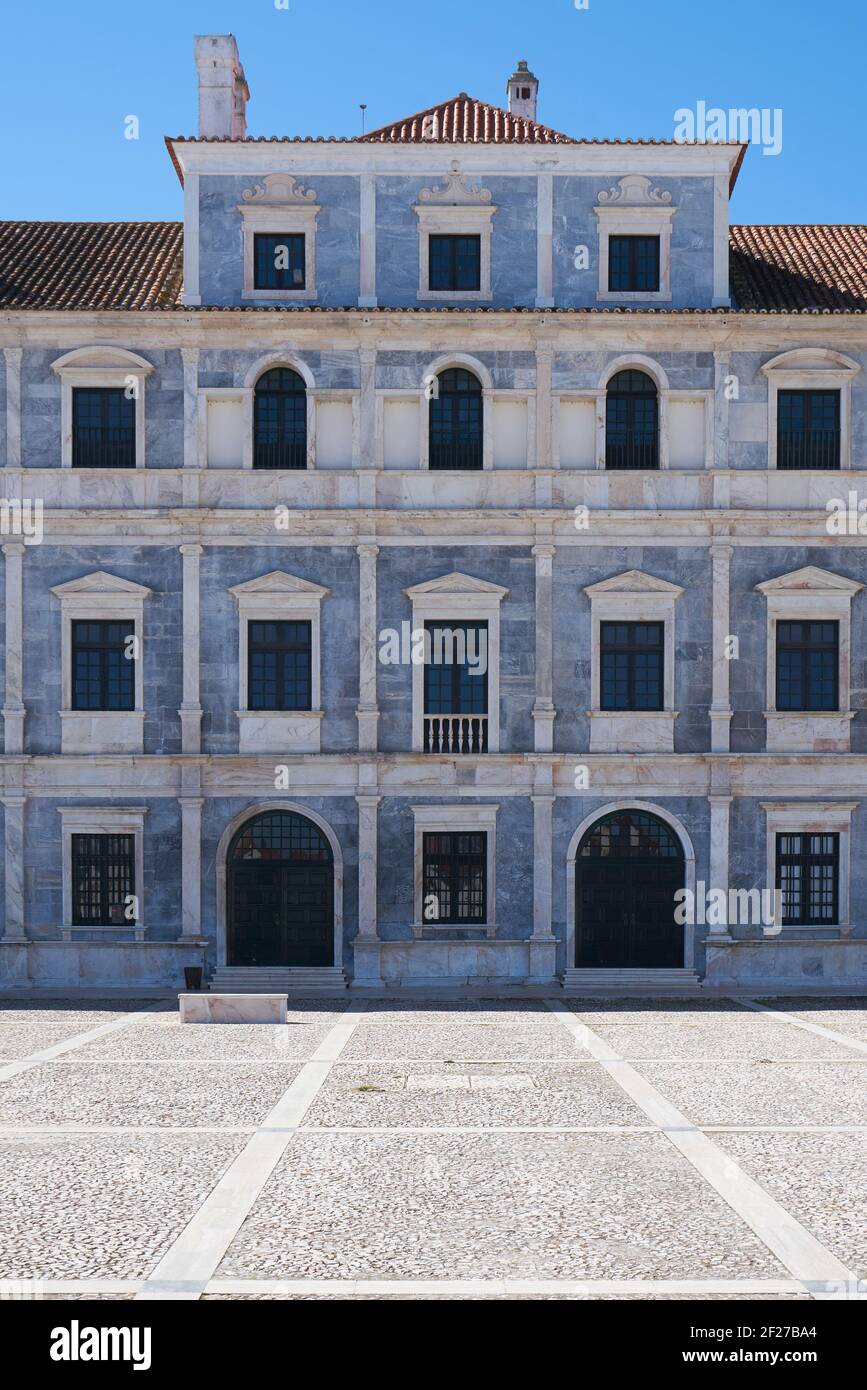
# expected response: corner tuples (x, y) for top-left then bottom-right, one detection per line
(762, 802), (857, 933)
(607, 234), (661, 293)
(252, 232), (307, 292)
(58, 805), (147, 941)
(411, 803), (499, 937)
(594, 176), (675, 303)
(247, 618), (313, 712)
(604, 368), (660, 470)
(52, 348), (153, 469)
(428, 233), (482, 293)
(776, 388), (841, 471)
(71, 618), (136, 713)
(775, 620), (839, 712)
(775, 830), (839, 928)
(422, 829), (488, 925)
(761, 350), (860, 472)
(71, 386), (137, 470)
(238, 174), (320, 304)
(252, 366), (309, 471)
(428, 367), (484, 471)
(599, 620), (665, 712)
(414, 169), (496, 302)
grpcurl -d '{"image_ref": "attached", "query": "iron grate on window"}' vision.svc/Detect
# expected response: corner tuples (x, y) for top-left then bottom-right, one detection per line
(254, 367), (307, 470)
(230, 810), (331, 863)
(72, 833), (135, 926)
(579, 811), (682, 860)
(422, 830), (487, 924)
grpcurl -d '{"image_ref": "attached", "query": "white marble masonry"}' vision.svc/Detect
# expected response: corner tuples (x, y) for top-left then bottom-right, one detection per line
(179, 992), (288, 1023)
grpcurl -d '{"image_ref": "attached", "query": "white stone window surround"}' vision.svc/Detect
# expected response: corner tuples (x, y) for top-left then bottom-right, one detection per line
(583, 570), (684, 753)
(761, 801), (858, 935)
(595, 355), (671, 471)
(755, 566), (863, 753)
(50, 571), (151, 755)
(565, 801), (697, 970)
(760, 348), (861, 471)
(238, 174), (320, 303)
(404, 571), (509, 753)
(414, 165), (497, 303)
(411, 803), (499, 937)
(240, 353), (317, 470)
(51, 347), (154, 469)
(593, 176), (676, 303)
(228, 570), (329, 753)
(57, 805), (148, 942)
(419, 353), (495, 471)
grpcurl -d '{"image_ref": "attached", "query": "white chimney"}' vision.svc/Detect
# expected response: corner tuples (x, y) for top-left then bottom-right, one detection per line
(506, 60), (538, 123)
(194, 34), (250, 139)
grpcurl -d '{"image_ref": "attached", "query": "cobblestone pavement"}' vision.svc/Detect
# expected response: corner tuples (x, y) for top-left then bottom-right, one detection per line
(0, 995), (864, 1301)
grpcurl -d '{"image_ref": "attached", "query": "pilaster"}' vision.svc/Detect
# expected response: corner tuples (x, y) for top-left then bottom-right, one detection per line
(179, 544), (203, 752)
(531, 542), (556, 752)
(354, 793), (383, 986)
(710, 543), (733, 752)
(3, 542), (25, 754)
(356, 542), (380, 750)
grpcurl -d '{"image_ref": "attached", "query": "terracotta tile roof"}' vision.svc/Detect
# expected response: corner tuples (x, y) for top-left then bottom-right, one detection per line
(1, 219), (865, 314)
(730, 224), (867, 311)
(355, 92), (576, 144)
(0, 221), (183, 309)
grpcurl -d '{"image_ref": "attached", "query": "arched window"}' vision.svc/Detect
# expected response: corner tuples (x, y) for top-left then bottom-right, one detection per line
(253, 368), (307, 470)
(429, 368), (483, 471)
(605, 369), (659, 470)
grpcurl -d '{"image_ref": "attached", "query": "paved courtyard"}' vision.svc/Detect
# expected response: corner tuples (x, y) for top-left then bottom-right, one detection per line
(0, 996), (865, 1301)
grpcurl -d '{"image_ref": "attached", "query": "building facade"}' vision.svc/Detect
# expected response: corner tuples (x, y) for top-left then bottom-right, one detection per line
(0, 34), (866, 992)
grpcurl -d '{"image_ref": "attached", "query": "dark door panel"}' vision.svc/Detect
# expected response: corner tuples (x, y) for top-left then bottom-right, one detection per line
(576, 859), (684, 968)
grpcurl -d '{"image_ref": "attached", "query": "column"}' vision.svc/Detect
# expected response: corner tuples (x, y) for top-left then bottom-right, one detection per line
(179, 543), (203, 753)
(712, 175), (731, 307)
(3, 349), (22, 468)
(713, 351), (731, 470)
(358, 347), (376, 467)
(2, 795), (26, 941)
(3, 543), (25, 753)
(358, 174), (377, 308)
(181, 348), (199, 468)
(535, 174), (554, 308)
(534, 344), (553, 468)
(529, 794), (557, 981)
(354, 793), (383, 986)
(356, 543), (379, 751)
(707, 794), (734, 942)
(710, 543), (733, 752)
(532, 543), (556, 752)
(178, 795), (206, 943)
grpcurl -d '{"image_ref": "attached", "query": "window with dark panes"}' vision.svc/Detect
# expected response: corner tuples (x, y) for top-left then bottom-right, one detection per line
(429, 234), (481, 292)
(72, 833), (135, 926)
(422, 831), (487, 924)
(429, 368), (483, 470)
(608, 235), (660, 292)
(776, 621), (839, 711)
(777, 390), (840, 470)
(253, 367), (307, 469)
(605, 369), (659, 469)
(423, 620), (488, 716)
(71, 621), (135, 711)
(72, 388), (135, 468)
(248, 620), (312, 711)
(253, 233), (305, 290)
(776, 832), (839, 926)
(600, 621), (664, 711)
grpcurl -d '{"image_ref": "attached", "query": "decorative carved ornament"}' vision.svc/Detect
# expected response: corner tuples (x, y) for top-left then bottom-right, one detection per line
(241, 174), (318, 207)
(596, 175), (672, 207)
(418, 161), (493, 207)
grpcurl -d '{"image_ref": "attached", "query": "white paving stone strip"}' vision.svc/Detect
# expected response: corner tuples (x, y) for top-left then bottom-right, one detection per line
(737, 997), (867, 1056)
(0, 1004), (161, 1083)
(134, 1003), (368, 1300)
(546, 1000), (856, 1292)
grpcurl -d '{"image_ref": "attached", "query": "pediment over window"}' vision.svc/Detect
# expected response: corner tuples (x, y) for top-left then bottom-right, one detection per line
(404, 571), (509, 600)
(583, 570), (684, 599)
(417, 163), (494, 208)
(228, 571), (330, 601)
(760, 348), (860, 377)
(595, 175), (674, 209)
(239, 174), (318, 208)
(51, 347), (154, 375)
(50, 571), (152, 600)
(755, 566), (863, 596)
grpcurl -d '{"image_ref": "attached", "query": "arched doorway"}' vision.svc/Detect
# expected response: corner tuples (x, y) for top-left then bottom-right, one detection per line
(574, 808), (685, 967)
(227, 810), (334, 967)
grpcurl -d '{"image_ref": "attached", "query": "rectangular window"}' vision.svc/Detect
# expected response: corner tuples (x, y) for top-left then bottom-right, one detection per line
(71, 620), (135, 711)
(72, 388), (135, 468)
(608, 235), (660, 293)
(253, 233), (306, 291)
(600, 621), (664, 710)
(72, 833), (135, 926)
(422, 620), (488, 753)
(776, 621), (839, 711)
(776, 832), (839, 926)
(422, 831), (487, 924)
(429, 235), (481, 292)
(248, 620), (312, 711)
(777, 390), (840, 470)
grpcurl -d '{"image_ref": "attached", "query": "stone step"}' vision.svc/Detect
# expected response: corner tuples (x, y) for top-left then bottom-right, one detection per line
(209, 967), (347, 994)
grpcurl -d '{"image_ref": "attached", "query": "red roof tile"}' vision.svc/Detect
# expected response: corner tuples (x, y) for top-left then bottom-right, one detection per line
(1, 219), (865, 314)
(730, 225), (867, 311)
(355, 92), (576, 144)
(0, 221), (183, 310)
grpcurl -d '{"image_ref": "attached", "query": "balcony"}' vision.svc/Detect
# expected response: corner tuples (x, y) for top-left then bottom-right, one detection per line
(71, 426), (135, 470)
(778, 429), (841, 471)
(423, 713), (488, 754)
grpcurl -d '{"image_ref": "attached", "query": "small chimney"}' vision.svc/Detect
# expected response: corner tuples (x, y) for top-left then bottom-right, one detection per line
(506, 60), (538, 123)
(194, 34), (250, 139)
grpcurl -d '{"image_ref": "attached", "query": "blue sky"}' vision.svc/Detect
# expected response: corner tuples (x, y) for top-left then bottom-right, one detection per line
(3, 0), (864, 224)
